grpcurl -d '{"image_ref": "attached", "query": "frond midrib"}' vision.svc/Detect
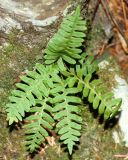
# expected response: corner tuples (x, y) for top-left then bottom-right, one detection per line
(63, 13), (80, 56)
(68, 70), (105, 105)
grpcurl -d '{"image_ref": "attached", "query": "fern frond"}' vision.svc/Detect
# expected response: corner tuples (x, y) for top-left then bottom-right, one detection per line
(25, 99), (54, 152)
(6, 64), (56, 125)
(44, 6), (86, 65)
(6, 5), (122, 156)
(62, 56), (121, 120)
(51, 79), (82, 155)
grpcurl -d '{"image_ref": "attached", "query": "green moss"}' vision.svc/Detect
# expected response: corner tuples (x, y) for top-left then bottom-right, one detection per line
(35, 105), (127, 160)
(45, 145), (68, 160)
(0, 113), (26, 159)
(0, 28), (48, 110)
(71, 106), (127, 160)
(97, 54), (123, 90)
(86, 24), (105, 55)
(0, 27), (53, 159)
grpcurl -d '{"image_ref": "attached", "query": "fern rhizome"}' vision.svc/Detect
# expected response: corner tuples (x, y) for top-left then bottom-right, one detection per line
(6, 6), (121, 155)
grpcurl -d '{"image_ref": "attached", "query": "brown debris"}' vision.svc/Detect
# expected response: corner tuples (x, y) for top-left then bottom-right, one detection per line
(99, 0), (128, 79)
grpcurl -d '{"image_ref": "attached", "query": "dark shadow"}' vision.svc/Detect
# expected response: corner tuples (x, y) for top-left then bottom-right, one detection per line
(60, 141), (81, 160)
(28, 151), (38, 159)
(98, 114), (104, 124)
(104, 112), (121, 129)
(8, 121), (24, 132)
(86, 101), (99, 119)
(84, 100), (121, 129)
(27, 143), (46, 159)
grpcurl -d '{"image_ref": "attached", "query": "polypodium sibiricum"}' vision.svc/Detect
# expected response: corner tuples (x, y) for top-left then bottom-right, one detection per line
(6, 6), (121, 155)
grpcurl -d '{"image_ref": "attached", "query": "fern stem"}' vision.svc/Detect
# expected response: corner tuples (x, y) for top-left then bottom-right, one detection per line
(68, 70), (103, 105)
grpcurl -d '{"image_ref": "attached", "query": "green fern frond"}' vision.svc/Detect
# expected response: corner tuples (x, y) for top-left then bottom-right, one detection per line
(82, 78), (121, 120)
(6, 5), (122, 156)
(6, 64), (56, 125)
(58, 54), (98, 78)
(51, 79), (82, 155)
(62, 56), (121, 120)
(25, 99), (54, 152)
(44, 6), (86, 65)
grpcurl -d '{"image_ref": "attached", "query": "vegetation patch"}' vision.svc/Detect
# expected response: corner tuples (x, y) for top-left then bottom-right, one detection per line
(6, 6), (121, 157)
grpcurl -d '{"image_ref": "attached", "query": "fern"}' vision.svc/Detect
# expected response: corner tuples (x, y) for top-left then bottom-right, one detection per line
(44, 6), (86, 65)
(6, 64), (58, 151)
(25, 99), (54, 152)
(6, 64), (56, 125)
(6, 6), (122, 156)
(50, 78), (82, 155)
(60, 56), (121, 120)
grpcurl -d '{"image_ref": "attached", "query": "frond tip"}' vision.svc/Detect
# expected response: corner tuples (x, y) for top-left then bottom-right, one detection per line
(25, 99), (54, 152)
(51, 79), (82, 155)
(6, 63), (56, 125)
(44, 6), (86, 65)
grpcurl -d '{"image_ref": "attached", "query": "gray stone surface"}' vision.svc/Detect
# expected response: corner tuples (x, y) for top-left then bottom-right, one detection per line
(0, 0), (70, 33)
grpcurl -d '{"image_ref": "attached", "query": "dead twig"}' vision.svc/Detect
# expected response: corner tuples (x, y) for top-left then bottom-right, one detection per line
(91, 0), (101, 22)
(121, 0), (127, 30)
(97, 42), (108, 56)
(124, 0), (128, 6)
(114, 154), (128, 159)
(100, 0), (128, 54)
(100, 0), (127, 42)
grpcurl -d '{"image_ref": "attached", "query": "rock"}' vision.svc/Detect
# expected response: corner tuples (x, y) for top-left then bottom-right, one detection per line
(0, 0), (70, 34)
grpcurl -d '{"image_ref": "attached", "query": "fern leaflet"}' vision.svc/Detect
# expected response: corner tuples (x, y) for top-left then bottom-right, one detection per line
(6, 64), (56, 124)
(51, 78), (82, 155)
(44, 6), (86, 65)
(25, 98), (54, 152)
(60, 55), (121, 120)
